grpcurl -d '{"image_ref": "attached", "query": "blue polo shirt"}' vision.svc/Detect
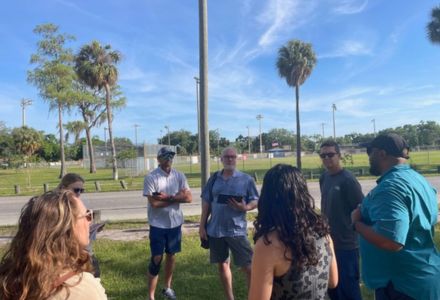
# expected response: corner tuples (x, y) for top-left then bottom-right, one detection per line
(360, 164), (440, 299)
(201, 170), (259, 238)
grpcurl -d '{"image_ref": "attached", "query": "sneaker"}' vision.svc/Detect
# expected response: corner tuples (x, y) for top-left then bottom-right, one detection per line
(162, 288), (176, 300)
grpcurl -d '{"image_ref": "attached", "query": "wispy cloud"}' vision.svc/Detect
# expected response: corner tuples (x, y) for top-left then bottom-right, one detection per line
(54, 0), (103, 20)
(332, 0), (368, 15)
(319, 40), (373, 58)
(256, 0), (318, 48)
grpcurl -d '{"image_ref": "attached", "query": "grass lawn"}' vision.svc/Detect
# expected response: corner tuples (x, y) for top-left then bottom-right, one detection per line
(2, 150), (440, 196)
(8, 217), (440, 299)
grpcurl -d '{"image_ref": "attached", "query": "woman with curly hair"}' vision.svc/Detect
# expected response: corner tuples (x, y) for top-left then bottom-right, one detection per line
(249, 164), (338, 300)
(0, 190), (107, 300)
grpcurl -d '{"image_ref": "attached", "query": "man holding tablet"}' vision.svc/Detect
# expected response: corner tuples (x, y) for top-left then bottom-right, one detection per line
(199, 147), (259, 300)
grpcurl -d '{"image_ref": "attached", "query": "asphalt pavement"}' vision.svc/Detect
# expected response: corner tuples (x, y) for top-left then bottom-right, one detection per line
(1, 177), (440, 226)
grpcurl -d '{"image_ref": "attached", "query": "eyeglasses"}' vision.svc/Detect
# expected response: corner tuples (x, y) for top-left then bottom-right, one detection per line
(319, 152), (337, 159)
(73, 188), (85, 195)
(223, 155), (237, 160)
(78, 209), (93, 222)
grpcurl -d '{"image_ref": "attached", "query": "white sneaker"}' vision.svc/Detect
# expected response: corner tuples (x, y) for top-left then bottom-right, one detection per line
(162, 288), (177, 300)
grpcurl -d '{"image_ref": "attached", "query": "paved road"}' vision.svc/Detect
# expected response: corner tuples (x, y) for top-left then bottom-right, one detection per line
(1, 177), (440, 226)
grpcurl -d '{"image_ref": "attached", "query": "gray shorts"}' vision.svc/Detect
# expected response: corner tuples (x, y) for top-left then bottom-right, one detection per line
(209, 236), (253, 267)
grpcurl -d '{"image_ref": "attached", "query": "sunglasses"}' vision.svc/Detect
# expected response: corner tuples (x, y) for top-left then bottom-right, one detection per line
(319, 152), (337, 159)
(73, 188), (85, 195)
(79, 209), (93, 222)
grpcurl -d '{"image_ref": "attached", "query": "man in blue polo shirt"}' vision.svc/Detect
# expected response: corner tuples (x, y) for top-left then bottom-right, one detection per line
(199, 147), (259, 300)
(351, 133), (440, 300)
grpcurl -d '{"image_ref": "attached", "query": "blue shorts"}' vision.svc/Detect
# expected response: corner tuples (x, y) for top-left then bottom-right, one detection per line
(149, 225), (182, 257)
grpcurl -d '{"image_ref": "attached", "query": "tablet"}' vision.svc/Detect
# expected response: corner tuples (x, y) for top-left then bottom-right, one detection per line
(217, 194), (243, 204)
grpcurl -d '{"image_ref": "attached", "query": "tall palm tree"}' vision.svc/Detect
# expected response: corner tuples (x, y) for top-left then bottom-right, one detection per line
(75, 41), (121, 180)
(427, 6), (440, 44)
(276, 40), (317, 170)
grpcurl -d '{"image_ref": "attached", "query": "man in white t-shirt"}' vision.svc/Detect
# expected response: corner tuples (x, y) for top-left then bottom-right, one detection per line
(143, 147), (192, 300)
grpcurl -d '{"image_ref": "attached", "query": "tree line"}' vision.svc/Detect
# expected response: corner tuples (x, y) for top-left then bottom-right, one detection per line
(3, 120), (440, 168)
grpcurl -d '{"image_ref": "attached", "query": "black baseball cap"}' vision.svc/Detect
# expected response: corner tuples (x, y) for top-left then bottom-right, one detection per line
(362, 133), (410, 159)
(157, 147), (176, 160)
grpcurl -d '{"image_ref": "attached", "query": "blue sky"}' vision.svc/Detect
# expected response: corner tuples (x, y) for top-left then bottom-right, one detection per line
(1, 0), (440, 144)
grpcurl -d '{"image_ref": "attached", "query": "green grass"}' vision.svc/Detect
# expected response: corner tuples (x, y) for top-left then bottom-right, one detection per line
(2, 150), (440, 196)
(3, 222), (440, 299)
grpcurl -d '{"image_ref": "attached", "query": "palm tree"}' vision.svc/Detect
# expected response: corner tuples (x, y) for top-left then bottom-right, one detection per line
(64, 121), (86, 145)
(276, 40), (317, 170)
(427, 6), (440, 44)
(75, 41), (121, 180)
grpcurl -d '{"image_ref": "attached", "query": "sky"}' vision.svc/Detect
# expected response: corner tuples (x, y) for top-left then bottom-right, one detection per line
(1, 0), (440, 144)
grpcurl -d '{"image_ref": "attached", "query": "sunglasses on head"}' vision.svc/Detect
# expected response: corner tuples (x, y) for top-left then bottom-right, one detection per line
(80, 209), (93, 222)
(73, 188), (85, 195)
(319, 152), (337, 159)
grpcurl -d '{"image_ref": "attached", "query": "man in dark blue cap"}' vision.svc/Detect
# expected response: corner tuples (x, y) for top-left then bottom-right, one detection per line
(143, 147), (192, 300)
(351, 133), (440, 300)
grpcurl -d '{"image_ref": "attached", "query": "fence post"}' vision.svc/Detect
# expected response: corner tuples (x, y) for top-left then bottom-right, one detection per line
(14, 185), (20, 194)
(253, 172), (259, 183)
(93, 210), (101, 223)
(94, 181), (101, 192)
(43, 183), (49, 193)
(120, 180), (127, 190)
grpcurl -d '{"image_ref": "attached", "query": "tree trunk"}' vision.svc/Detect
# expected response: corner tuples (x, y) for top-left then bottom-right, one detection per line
(85, 126), (96, 173)
(58, 102), (66, 178)
(104, 83), (118, 180)
(295, 84), (301, 170)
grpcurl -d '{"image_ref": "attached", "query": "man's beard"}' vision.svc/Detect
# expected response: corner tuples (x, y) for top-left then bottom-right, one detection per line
(369, 161), (381, 176)
(223, 164), (236, 171)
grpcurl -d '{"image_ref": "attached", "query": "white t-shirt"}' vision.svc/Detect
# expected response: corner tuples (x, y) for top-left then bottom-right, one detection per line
(143, 167), (190, 228)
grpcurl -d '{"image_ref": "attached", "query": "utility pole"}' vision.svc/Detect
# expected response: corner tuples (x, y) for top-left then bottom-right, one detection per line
(198, 0), (210, 187)
(160, 129), (163, 145)
(194, 76), (201, 156)
(133, 124), (140, 146)
(321, 123), (325, 139)
(164, 125), (170, 146)
(256, 114), (263, 153)
(371, 119), (376, 135)
(332, 103), (337, 139)
(20, 98), (32, 127)
(246, 126), (251, 154)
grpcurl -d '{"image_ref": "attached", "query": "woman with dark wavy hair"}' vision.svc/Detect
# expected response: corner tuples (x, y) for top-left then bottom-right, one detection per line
(0, 190), (107, 300)
(249, 164), (338, 300)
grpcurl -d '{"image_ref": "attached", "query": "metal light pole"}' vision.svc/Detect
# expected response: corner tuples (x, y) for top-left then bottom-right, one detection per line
(332, 103), (337, 139)
(194, 76), (201, 156)
(164, 125), (170, 146)
(133, 124), (140, 146)
(256, 114), (263, 153)
(246, 126), (251, 154)
(20, 98), (32, 127)
(371, 119), (376, 135)
(321, 123), (325, 139)
(198, 0), (210, 187)
(159, 129), (163, 145)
